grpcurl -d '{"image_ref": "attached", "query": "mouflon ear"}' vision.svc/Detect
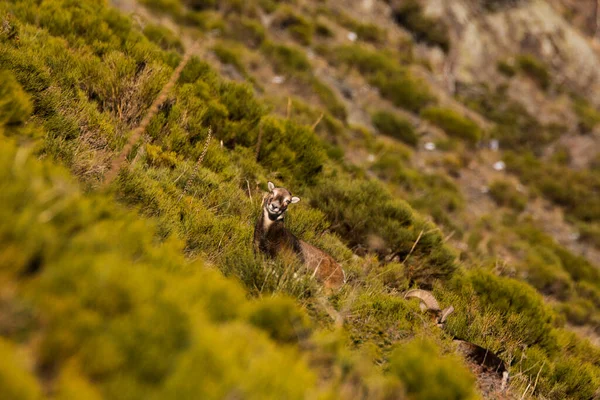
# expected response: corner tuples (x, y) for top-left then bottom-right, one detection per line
(268, 181), (275, 191)
(291, 196), (300, 204)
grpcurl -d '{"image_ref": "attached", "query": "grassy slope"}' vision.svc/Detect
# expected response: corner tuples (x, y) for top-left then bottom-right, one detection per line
(0, 0), (599, 399)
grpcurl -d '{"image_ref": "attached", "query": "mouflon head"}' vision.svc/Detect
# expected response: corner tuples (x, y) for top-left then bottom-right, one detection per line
(264, 181), (300, 219)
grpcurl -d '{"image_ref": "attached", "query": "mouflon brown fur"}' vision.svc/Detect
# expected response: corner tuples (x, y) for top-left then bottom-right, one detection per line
(254, 182), (345, 290)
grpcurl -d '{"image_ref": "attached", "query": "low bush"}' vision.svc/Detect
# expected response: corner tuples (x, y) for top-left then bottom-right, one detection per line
(0, 139), (318, 398)
(225, 16), (266, 48)
(421, 107), (482, 144)
(497, 59), (516, 77)
(516, 54), (551, 90)
(213, 41), (250, 78)
(322, 45), (435, 112)
(256, 116), (327, 185)
(272, 6), (314, 46)
(261, 41), (311, 76)
(311, 79), (347, 121)
(572, 96), (600, 133)
(505, 152), (600, 225)
(391, 0), (450, 52)
(0, 69), (32, 126)
(0, 338), (42, 400)
(308, 173), (457, 284)
(332, 10), (385, 43)
(387, 338), (478, 400)
(488, 179), (527, 211)
(462, 86), (554, 153)
(247, 296), (312, 343)
(143, 24), (185, 53)
(371, 110), (418, 146)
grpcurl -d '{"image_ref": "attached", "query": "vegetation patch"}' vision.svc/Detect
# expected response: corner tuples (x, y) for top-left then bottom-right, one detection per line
(391, 0), (450, 52)
(516, 54), (551, 90)
(421, 107), (482, 144)
(322, 44), (435, 112)
(488, 179), (527, 212)
(371, 110), (418, 146)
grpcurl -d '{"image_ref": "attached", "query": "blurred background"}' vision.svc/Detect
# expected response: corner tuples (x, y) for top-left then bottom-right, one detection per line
(1, 0), (600, 399)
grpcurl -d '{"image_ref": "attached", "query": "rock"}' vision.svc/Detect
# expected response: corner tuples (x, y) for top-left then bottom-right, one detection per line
(493, 161), (506, 171)
(424, 142), (436, 151)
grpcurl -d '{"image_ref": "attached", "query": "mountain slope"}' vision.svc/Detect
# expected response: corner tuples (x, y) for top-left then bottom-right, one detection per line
(1, 0), (600, 398)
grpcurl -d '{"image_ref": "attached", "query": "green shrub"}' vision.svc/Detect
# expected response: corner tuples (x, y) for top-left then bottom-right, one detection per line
(505, 152), (600, 225)
(261, 41), (311, 75)
(141, 0), (183, 17)
(468, 270), (554, 347)
(462, 86), (556, 152)
(497, 59), (516, 77)
(0, 69), (33, 126)
(308, 173), (457, 283)
(323, 45), (435, 112)
(0, 338), (42, 400)
(572, 96), (600, 133)
(143, 24), (184, 53)
(550, 359), (599, 400)
(256, 116), (327, 185)
(371, 110), (418, 146)
(315, 21), (334, 38)
(488, 179), (526, 211)
(387, 339), (478, 400)
(557, 299), (596, 326)
(312, 79), (347, 120)
(520, 246), (574, 299)
(213, 41), (249, 78)
(516, 54), (551, 90)
(226, 16), (266, 48)
(333, 11), (385, 43)
(247, 296), (311, 343)
(375, 77), (434, 114)
(421, 107), (482, 144)
(391, 0), (450, 52)
(272, 6), (314, 46)
(0, 138), (318, 399)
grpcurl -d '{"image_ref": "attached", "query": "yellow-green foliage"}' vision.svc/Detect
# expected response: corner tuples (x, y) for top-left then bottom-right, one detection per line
(213, 41), (250, 78)
(260, 42), (347, 119)
(0, 338), (41, 400)
(0, 138), (317, 399)
(442, 270), (555, 355)
(462, 85), (557, 152)
(322, 44), (435, 112)
(143, 24), (184, 53)
(391, 0), (450, 52)
(421, 107), (482, 144)
(371, 110), (418, 146)
(0, 69), (32, 126)
(262, 41), (311, 75)
(272, 6), (314, 46)
(488, 179), (526, 212)
(225, 15), (266, 48)
(256, 116), (327, 185)
(505, 152), (600, 224)
(572, 96), (600, 133)
(3, 1), (599, 398)
(308, 172), (457, 284)
(388, 339), (479, 400)
(516, 54), (551, 90)
(333, 10), (386, 43)
(247, 296), (312, 343)
(497, 59), (516, 77)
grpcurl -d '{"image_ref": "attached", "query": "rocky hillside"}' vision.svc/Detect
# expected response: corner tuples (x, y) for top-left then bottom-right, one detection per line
(1, 0), (600, 399)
